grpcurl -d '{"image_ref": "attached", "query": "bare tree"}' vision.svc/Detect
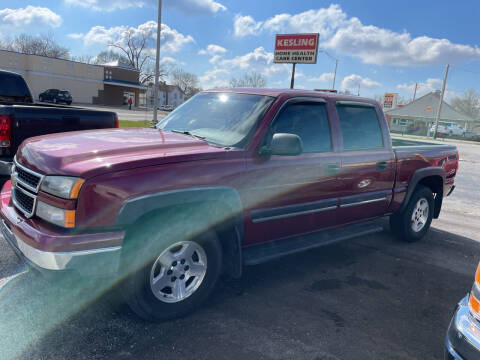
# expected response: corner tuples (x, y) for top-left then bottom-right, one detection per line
(71, 55), (95, 64)
(230, 72), (266, 88)
(450, 89), (480, 120)
(92, 50), (129, 65)
(2, 33), (70, 59)
(171, 68), (201, 97)
(108, 29), (167, 84)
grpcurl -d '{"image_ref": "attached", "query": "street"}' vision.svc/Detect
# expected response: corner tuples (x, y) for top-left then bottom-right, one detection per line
(65, 103), (166, 122)
(0, 140), (478, 360)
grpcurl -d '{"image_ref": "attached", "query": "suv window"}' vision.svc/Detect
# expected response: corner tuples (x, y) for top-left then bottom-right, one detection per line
(337, 105), (384, 151)
(272, 102), (332, 153)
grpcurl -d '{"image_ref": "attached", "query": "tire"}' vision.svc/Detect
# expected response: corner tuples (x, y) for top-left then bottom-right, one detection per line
(389, 185), (434, 242)
(67, 101), (72, 105)
(121, 218), (222, 322)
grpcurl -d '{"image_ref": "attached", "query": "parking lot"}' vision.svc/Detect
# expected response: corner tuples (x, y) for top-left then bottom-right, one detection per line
(0, 140), (478, 360)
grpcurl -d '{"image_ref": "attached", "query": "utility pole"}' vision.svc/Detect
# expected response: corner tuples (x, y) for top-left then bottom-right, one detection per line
(290, 63), (296, 89)
(433, 64), (450, 139)
(152, 0), (162, 124)
(357, 83), (360, 96)
(413, 82), (418, 101)
(332, 59), (338, 90)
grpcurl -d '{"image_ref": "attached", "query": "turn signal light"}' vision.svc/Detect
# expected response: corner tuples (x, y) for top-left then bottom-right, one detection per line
(469, 262), (480, 319)
(470, 293), (480, 317)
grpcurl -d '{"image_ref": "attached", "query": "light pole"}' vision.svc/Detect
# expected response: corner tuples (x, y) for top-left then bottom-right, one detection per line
(319, 50), (338, 90)
(153, 0), (162, 124)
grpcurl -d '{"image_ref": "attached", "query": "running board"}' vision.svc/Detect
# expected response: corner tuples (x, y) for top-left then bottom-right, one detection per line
(243, 221), (384, 265)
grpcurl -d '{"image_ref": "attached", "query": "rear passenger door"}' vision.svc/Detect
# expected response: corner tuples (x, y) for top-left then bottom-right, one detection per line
(335, 101), (395, 223)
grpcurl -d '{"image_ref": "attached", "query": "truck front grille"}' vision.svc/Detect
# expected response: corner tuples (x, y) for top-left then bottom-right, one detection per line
(13, 162), (42, 192)
(11, 159), (43, 218)
(12, 187), (36, 217)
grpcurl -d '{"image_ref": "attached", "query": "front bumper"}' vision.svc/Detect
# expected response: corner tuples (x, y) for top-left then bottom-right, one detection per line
(445, 295), (480, 360)
(0, 182), (125, 277)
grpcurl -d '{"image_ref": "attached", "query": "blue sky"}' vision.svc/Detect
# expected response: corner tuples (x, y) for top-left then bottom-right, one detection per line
(1, 0), (480, 99)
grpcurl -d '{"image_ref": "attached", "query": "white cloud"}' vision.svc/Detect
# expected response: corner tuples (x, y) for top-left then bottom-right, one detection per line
(198, 44), (227, 55)
(234, 14), (263, 37)
(161, 56), (184, 66)
(167, 0), (226, 15)
(233, 4), (480, 66)
(307, 73), (335, 83)
(198, 68), (230, 88)
(397, 78), (442, 94)
(0, 6), (62, 30)
(341, 74), (381, 91)
(67, 33), (84, 39)
(199, 47), (290, 89)
(64, 0), (226, 14)
(70, 21), (194, 53)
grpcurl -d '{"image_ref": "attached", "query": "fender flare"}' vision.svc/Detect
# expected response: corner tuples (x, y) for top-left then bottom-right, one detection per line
(115, 186), (244, 278)
(399, 166), (446, 215)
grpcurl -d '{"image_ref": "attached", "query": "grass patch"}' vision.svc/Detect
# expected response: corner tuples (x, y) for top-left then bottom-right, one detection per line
(119, 120), (151, 128)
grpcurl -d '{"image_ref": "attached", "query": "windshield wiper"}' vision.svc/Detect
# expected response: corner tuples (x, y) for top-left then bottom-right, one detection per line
(171, 129), (206, 140)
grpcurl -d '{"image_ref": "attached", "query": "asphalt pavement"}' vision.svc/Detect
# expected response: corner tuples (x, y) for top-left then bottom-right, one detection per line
(0, 140), (479, 360)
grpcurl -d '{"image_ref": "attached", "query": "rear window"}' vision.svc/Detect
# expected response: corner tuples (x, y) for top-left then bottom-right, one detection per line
(0, 72), (31, 101)
(337, 105), (384, 151)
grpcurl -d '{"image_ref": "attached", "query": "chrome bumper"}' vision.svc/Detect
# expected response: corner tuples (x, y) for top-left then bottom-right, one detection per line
(445, 296), (480, 360)
(0, 219), (122, 277)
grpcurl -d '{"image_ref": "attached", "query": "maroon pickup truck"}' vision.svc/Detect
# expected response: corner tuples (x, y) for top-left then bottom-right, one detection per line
(0, 89), (458, 321)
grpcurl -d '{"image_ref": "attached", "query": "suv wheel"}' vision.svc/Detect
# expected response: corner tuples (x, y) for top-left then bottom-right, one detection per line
(390, 185), (434, 242)
(123, 229), (222, 321)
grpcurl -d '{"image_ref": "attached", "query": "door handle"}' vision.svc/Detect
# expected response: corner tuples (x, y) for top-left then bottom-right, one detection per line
(376, 161), (388, 171)
(326, 163), (340, 175)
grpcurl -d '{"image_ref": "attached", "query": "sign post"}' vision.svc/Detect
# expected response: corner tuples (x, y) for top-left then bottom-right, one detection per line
(274, 33), (319, 89)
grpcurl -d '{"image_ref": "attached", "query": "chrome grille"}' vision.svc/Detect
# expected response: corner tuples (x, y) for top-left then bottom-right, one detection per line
(12, 187), (36, 217)
(16, 167), (41, 189)
(12, 160), (43, 193)
(11, 158), (43, 218)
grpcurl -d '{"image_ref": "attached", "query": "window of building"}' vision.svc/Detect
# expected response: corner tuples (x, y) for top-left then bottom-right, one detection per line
(337, 105), (384, 151)
(271, 102), (332, 153)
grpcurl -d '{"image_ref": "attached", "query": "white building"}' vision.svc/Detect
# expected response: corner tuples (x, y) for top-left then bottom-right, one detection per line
(147, 82), (185, 108)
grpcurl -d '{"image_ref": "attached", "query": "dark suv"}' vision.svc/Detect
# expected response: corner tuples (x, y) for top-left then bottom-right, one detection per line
(39, 89), (72, 105)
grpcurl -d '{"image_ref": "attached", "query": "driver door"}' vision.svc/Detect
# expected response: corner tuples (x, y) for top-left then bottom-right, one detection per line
(243, 98), (342, 247)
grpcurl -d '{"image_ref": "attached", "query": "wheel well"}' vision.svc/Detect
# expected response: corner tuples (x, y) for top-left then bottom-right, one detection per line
(418, 175), (443, 218)
(124, 201), (243, 279)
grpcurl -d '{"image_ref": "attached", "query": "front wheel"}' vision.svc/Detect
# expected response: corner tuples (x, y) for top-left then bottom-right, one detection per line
(123, 229), (222, 321)
(390, 185), (434, 242)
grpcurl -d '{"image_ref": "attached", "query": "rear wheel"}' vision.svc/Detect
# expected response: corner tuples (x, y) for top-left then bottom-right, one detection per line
(390, 185), (434, 242)
(122, 225), (222, 322)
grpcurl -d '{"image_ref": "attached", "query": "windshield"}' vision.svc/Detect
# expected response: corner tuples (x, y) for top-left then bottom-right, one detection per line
(157, 92), (275, 147)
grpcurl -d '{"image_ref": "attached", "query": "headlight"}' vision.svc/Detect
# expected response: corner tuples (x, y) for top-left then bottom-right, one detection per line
(41, 176), (84, 199)
(36, 201), (75, 228)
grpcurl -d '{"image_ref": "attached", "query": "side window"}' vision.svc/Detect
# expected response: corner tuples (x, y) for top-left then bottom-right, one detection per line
(272, 102), (332, 153)
(337, 105), (384, 151)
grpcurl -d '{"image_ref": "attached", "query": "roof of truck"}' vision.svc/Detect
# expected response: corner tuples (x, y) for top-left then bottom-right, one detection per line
(204, 88), (378, 104)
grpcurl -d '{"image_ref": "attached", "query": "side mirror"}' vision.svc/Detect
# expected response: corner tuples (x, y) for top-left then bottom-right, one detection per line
(261, 133), (303, 156)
